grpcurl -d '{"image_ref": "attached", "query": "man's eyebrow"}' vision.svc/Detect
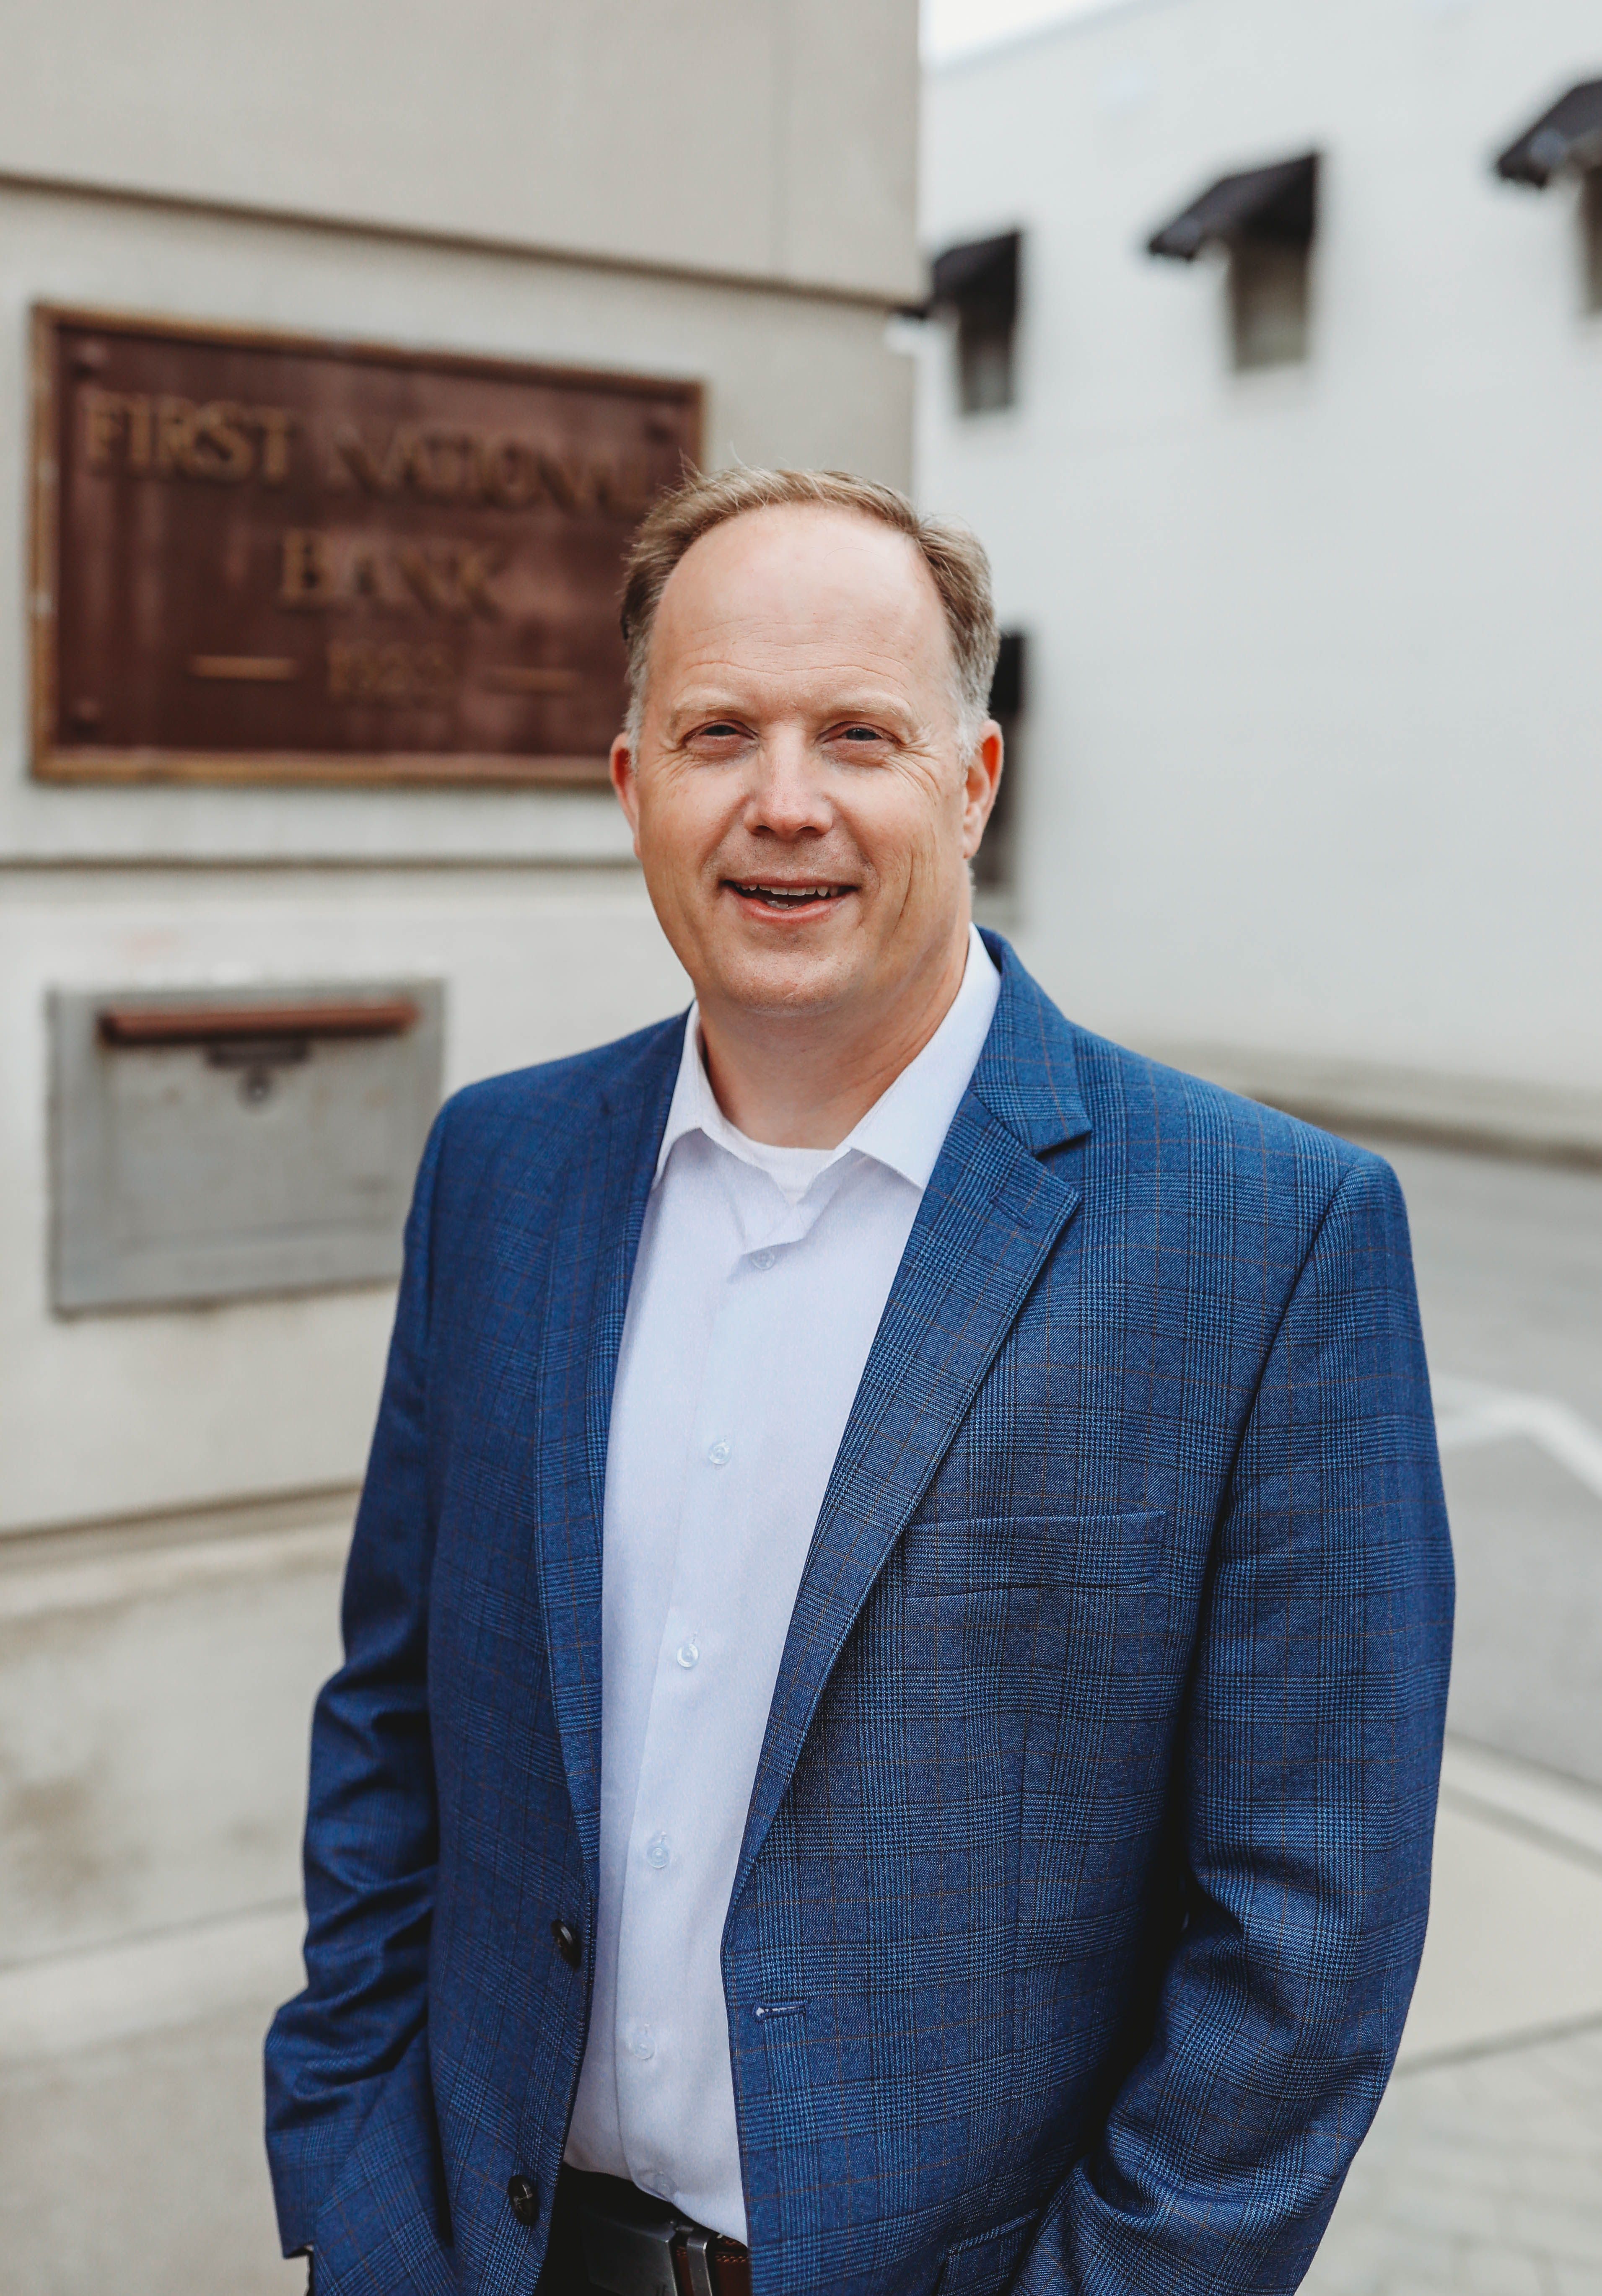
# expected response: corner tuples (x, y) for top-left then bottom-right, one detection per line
(664, 690), (918, 730)
(658, 701), (751, 739)
(819, 697), (916, 723)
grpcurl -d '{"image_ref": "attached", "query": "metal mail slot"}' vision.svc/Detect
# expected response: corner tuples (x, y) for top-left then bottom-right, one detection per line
(95, 995), (420, 1048)
(50, 978), (444, 1312)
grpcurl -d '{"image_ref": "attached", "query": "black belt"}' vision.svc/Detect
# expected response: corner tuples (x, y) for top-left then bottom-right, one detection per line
(549, 2169), (752, 2296)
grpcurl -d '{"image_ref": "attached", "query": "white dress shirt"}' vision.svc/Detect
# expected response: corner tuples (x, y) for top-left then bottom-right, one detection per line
(563, 925), (1001, 2242)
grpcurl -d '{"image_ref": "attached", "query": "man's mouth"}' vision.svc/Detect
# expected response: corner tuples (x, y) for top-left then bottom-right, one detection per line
(725, 880), (854, 914)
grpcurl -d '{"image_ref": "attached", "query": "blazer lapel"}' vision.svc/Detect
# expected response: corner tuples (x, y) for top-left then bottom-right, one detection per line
(530, 1023), (680, 1891)
(730, 941), (1092, 1910)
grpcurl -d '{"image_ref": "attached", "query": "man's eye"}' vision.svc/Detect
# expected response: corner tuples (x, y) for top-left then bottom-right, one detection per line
(695, 722), (744, 740)
(839, 725), (882, 743)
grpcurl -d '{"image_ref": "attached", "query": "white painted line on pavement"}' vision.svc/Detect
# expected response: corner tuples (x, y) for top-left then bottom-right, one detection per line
(1439, 1735), (1602, 1871)
(1395, 2003), (1602, 2077)
(1433, 1375), (1602, 1503)
(1397, 1794), (1602, 2069)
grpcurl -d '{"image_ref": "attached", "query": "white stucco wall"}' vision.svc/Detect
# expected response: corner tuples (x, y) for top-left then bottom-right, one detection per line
(920, 0), (1602, 1097)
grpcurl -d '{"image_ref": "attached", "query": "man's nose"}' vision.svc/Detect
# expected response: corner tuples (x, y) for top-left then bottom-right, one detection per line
(742, 730), (833, 837)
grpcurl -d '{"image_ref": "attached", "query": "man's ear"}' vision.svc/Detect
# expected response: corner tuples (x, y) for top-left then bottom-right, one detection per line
(961, 721), (1004, 861)
(610, 731), (643, 855)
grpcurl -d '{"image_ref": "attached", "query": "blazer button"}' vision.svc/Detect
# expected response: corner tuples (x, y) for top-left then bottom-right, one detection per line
(506, 2172), (540, 2227)
(550, 1918), (582, 1969)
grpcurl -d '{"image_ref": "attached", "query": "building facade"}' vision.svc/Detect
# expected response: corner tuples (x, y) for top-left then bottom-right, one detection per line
(920, 0), (1602, 1155)
(0, 8), (918, 2287)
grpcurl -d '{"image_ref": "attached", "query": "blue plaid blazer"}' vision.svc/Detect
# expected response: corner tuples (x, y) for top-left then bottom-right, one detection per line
(266, 933), (1452, 2296)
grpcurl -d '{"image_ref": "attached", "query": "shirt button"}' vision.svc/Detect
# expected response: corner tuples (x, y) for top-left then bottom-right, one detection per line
(675, 1639), (699, 1670)
(645, 1831), (671, 1869)
(629, 2023), (656, 2060)
(750, 1249), (776, 1271)
(707, 1439), (731, 1467)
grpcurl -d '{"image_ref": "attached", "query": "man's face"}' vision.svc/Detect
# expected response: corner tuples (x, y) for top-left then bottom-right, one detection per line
(611, 505), (1001, 1029)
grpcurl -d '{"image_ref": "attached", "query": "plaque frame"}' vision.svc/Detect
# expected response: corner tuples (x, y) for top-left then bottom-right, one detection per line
(30, 304), (702, 789)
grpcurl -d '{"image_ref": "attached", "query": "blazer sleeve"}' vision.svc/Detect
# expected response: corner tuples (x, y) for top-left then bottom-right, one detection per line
(263, 1104), (450, 2256)
(1025, 1150), (1454, 2293)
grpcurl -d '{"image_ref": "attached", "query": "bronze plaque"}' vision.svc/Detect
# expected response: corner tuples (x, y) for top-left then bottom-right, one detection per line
(31, 307), (701, 786)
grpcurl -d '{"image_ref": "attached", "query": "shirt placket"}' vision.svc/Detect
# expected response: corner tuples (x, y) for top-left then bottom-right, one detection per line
(608, 1160), (830, 2201)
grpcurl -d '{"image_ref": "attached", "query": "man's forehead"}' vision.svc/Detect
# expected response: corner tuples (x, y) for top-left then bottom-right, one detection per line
(653, 505), (952, 664)
(675, 505), (936, 605)
(662, 624), (928, 685)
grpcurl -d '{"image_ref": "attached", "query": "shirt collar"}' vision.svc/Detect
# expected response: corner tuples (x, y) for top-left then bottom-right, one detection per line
(654, 923), (1002, 1194)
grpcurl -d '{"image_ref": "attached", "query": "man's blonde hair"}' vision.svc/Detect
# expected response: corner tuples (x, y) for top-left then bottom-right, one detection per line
(618, 466), (1001, 748)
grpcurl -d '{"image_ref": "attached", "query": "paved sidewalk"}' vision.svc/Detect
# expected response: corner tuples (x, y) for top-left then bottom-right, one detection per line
(1307, 2021), (1602, 2295)
(1306, 1740), (1602, 2294)
(1301, 1141), (1602, 2290)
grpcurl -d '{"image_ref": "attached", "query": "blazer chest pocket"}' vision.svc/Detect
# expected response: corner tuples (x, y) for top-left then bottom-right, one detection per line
(934, 2208), (1037, 2296)
(899, 1509), (1168, 1656)
(889, 1513), (1184, 1758)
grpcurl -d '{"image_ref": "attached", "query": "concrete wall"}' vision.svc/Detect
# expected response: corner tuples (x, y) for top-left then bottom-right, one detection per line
(919, 0), (1602, 1108)
(0, 14), (918, 2281)
(0, 181), (916, 876)
(0, 178), (915, 1537)
(0, 1499), (345, 2296)
(0, 0), (921, 303)
(1, 861), (694, 1531)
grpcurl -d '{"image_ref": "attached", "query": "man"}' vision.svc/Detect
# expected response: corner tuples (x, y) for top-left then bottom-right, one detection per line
(266, 469), (1453, 2296)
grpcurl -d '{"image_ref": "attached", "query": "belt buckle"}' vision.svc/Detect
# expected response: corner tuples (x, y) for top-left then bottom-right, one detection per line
(575, 2181), (728, 2296)
(673, 2227), (716, 2296)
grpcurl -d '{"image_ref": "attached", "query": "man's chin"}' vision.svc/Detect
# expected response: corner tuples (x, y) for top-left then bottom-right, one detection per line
(701, 942), (863, 1022)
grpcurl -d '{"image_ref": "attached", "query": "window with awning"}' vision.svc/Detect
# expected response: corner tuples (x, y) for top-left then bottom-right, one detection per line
(1147, 154), (1320, 371)
(1495, 80), (1602, 313)
(929, 230), (1022, 414)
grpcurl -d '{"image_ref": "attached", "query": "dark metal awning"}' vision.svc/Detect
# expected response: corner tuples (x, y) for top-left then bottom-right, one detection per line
(1496, 80), (1602, 187)
(928, 230), (1021, 325)
(1147, 153), (1319, 262)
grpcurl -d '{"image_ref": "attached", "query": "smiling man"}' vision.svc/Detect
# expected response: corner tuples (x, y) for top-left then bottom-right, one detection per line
(266, 469), (1453, 2296)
